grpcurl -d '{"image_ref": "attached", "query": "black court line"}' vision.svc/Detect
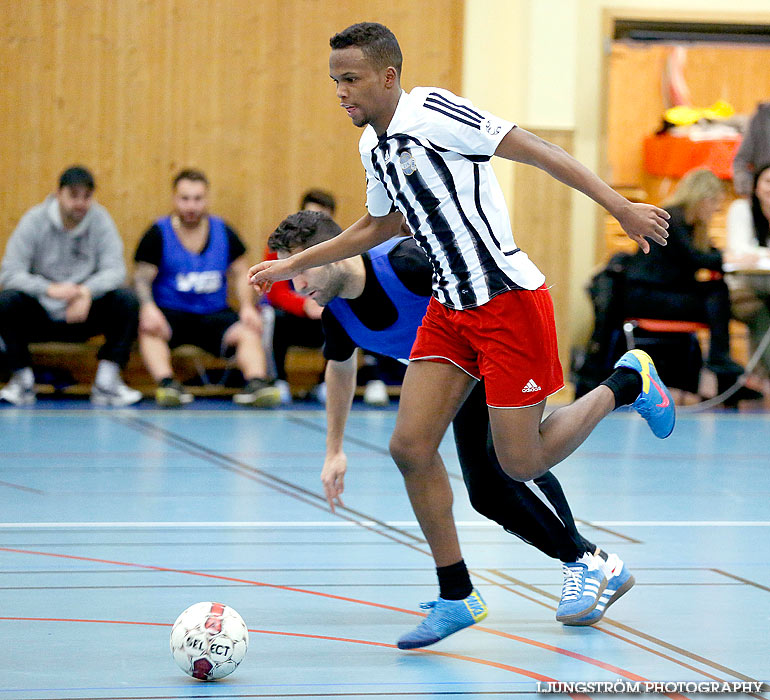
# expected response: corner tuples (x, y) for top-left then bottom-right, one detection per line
(288, 416), (465, 483)
(575, 450), (770, 462)
(573, 518), (642, 544)
(114, 416), (431, 559)
(293, 416), (644, 545)
(0, 479), (45, 495)
(111, 414), (761, 690)
(710, 568), (770, 593)
(0, 540), (530, 547)
(0, 583), (433, 591)
(0, 582), (745, 592)
(15, 692), (534, 700)
(0, 452), (378, 461)
(288, 415), (396, 458)
(0, 565), (755, 576)
(487, 568), (766, 687)
(596, 619), (769, 692)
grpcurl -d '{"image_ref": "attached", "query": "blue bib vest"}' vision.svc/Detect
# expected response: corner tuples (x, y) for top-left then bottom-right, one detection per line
(326, 238), (430, 363)
(152, 215), (230, 314)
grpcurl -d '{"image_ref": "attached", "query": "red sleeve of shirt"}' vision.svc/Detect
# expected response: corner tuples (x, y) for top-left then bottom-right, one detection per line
(263, 247), (308, 317)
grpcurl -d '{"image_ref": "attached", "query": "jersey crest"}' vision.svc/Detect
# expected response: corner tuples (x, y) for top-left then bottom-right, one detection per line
(399, 150), (417, 175)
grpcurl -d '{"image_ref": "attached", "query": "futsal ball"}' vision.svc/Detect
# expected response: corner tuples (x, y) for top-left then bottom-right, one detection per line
(170, 601), (249, 680)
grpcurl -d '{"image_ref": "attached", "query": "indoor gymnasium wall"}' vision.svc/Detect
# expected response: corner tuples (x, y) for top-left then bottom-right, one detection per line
(607, 43), (770, 195)
(0, 0), (463, 264)
(462, 0), (770, 354)
(512, 130), (575, 373)
(463, 1), (577, 373)
(571, 2), (770, 345)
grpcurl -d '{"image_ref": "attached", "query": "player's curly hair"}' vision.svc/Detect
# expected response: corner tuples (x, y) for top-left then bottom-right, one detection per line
(330, 22), (402, 77)
(268, 210), (343, 253)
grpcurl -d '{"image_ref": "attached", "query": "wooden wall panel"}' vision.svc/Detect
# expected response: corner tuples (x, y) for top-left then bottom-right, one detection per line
(0, 0), (463, 262)
(512, 130), (574, 372)
(607, 42), (770, 190)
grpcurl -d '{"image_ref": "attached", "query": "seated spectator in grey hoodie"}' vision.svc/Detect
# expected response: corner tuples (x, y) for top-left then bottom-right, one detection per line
(733, 101), (770, 197)
(0, 165), (142, 406)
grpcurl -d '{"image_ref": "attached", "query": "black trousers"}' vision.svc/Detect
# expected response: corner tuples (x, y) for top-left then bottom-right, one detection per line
(272, 309), (325, 381)
(452, 381), (595, 563)
(0, 289), (139, 371)
(624, 280), (733, 366)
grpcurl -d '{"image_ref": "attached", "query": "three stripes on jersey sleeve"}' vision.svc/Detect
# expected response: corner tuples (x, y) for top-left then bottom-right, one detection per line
(423, 92), (484, 130)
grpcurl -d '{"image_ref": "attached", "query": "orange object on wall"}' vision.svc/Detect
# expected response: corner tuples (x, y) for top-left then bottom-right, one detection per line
(643, 133), (742, 179)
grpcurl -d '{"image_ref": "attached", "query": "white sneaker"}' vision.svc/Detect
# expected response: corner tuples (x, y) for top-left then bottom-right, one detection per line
(91, 376), (143, 407)
(556, 552), (607, 622)
(562, 553), (635, 627)
(0, 377), (36, 406)
(363, 379), (389, 406)
(275, 379), (292, 405)
(309, 382), (327, 405)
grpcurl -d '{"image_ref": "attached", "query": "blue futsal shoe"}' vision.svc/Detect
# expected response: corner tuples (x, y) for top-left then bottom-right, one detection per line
(563, 553), (635, 626)
(397, 588), (488, 649)
(614, 349), (675, 438)
(555, 553), (607, 623)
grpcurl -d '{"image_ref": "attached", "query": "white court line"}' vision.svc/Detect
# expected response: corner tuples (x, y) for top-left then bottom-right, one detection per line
(0, 520), (769, 529)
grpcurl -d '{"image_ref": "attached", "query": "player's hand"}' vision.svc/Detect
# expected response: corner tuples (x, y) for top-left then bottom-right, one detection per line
(249, 258), (297, 294)
(616, 202), (670, 254)
(321, 452), (347, 513)
(65, 286), (92, 324)
(139, 302), (172, 340)
(239, 303), (263, 333)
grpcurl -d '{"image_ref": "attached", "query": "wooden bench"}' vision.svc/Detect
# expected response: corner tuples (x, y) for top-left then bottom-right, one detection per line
(282, 347), (403, 400)
(18, 340), (404, 402)
(25, 341), (239, 397)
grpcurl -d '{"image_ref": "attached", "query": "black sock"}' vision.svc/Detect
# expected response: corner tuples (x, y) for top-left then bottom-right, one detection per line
(593, 547), (608, 562)
(159, 376), (175, 388)
(601, 367), (642, 408)
(437, 559), (473, 600)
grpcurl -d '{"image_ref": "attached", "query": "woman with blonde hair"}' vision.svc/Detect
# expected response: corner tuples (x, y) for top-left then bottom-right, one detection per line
(623, 168), (760, 401)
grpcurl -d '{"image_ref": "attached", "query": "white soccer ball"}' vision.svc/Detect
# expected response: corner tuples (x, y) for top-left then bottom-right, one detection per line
(170, 601), (249, 680)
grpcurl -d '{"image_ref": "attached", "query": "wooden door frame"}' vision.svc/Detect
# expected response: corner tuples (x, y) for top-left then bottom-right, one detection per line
(597, 7), (770, 261)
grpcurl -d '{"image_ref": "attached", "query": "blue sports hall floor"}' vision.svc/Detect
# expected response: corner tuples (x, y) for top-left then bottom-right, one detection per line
(0, 398), (768, 699)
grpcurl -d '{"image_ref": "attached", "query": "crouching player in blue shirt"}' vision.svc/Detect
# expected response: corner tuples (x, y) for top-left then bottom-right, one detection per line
(265, 210), (636, 644)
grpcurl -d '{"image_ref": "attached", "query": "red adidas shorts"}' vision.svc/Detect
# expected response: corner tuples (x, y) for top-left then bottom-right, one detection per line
(409, 286), (564, 408)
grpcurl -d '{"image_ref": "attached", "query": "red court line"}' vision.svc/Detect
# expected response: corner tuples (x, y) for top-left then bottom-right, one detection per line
(594, 626), (767, 700)
(0, 615), (586, 699)
(0, 546), (687, 700)
(482, 569), (745, 686)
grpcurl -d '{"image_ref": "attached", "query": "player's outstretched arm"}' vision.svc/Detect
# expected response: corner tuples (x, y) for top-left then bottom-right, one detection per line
(321, 353), (359, 512)
(494, 127), (670, 254)
(249, 211), (404, 293)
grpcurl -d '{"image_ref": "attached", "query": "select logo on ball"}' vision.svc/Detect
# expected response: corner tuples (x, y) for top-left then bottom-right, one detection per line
(170, 602), (248, 681)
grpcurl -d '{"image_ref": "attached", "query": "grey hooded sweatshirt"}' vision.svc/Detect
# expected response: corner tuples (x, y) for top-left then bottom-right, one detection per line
(0, 194), (126, 320)
(733, 102), (770, 197)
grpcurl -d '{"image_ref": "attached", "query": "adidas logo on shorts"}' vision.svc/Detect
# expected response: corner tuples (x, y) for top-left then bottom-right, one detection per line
(522, 379), (541, 393)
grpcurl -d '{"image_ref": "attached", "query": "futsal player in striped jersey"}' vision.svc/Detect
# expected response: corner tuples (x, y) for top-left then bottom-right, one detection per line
(250, 22), (675, 649)
(267, 209), (635, 633)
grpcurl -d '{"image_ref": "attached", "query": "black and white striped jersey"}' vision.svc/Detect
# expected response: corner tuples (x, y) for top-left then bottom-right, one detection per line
(361, 87), (545, 310)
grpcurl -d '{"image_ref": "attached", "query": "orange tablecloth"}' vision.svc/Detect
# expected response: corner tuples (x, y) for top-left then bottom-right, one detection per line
(643, 133), (742, 179)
